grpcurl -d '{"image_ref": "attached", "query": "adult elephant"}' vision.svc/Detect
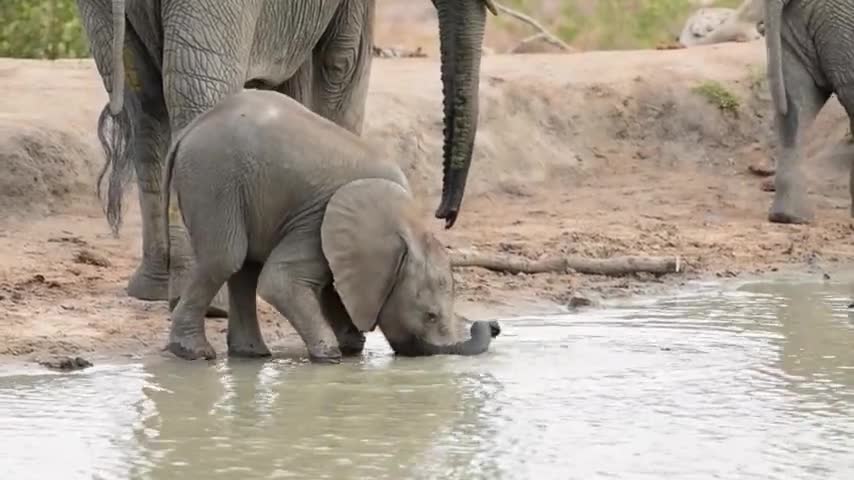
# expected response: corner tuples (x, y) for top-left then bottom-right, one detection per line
(76, 0), (494, 311)
(762, 0), (854, 224)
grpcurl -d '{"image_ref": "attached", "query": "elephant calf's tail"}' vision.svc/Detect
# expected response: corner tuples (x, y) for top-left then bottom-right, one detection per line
(765, 0), (788, 115)
(161, 137), (182, 279)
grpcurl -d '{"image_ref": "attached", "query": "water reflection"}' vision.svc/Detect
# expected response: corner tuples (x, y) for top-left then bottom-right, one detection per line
(132, 338), (497, 480)
(2, 276), (854, 479)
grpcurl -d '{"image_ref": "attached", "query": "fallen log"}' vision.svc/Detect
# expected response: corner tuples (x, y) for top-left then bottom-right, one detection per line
(450, 251), (682, 276)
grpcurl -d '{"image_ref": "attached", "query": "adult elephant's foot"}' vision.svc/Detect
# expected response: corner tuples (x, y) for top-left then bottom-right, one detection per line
(768, 194), (814, 224)
(127, 263), (169, 301)
(768, 178), (813, 224)
(167, 333), (217, 360)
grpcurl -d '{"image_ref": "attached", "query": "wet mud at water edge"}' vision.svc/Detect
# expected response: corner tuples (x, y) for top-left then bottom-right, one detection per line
(2, 273), (854, 480)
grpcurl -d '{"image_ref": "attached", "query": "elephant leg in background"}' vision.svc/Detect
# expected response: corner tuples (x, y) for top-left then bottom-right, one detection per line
(310, 0), (374, 135)
(768, 50), (830, 225)
(320, 284), (366, 356)
(257, 235), (342, 364)
(827, 85), (854, 218)
(226, 262), (270, 358)
(275, 56), (314, 106)
(116, 28), (173, 302)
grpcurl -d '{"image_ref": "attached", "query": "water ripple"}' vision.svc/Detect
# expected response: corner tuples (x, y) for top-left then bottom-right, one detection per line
(3, 278), (854, 479)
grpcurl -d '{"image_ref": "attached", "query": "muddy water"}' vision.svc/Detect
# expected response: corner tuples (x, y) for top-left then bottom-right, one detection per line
(2, 275), (854, 480)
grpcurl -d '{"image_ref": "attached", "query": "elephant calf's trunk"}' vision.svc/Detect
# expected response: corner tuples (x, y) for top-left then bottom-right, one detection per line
(392, 321), (500, 357)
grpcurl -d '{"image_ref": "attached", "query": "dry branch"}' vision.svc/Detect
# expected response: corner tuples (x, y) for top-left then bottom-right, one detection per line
(493, 2), (572, 52)
(450, 251), (682, 276)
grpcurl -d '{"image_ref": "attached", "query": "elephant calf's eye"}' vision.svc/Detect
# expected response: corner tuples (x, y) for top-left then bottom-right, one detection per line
(425, 312), (439, 324)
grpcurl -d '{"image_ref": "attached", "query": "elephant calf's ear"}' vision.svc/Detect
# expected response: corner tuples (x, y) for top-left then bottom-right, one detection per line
(321, 179), (412, 332)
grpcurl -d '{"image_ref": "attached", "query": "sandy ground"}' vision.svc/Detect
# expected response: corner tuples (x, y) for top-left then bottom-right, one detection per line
(3, 37), (854, 365)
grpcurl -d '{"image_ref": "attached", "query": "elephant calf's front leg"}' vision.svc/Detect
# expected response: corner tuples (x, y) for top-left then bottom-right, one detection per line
(320, 284), (365, 356)
(257, 245), (342, 363)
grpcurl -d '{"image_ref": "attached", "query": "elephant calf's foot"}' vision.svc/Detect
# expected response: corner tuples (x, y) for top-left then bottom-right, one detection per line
(127, 263), (169, 301)
(167, 332), (217, 360)
(227, 334), (272, 358)
(335, 328), (366, 356)
(307, 342), (342, 364)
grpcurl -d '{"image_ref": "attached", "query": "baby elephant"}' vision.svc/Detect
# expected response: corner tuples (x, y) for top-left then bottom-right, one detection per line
(161, 89), (500, 362)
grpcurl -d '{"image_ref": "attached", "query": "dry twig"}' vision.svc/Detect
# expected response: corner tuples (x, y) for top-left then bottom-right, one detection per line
(493, 2), (572, 52)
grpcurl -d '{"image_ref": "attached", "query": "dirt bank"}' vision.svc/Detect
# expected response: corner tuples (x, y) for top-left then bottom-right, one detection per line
(2, 41), (853, 363)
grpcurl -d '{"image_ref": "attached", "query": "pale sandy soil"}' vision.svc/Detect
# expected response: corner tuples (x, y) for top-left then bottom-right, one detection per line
(2, 37), (854, 364)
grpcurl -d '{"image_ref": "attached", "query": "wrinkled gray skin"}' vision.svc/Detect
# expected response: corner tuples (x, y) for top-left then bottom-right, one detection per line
(162, 90), (500, 362)
(763, 0), (854, 223)
(75, 0), (494, 313)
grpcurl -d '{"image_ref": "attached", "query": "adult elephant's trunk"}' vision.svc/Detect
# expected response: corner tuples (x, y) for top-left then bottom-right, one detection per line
(764, 0), (787, 115)
(392, 321), (500, 357)
(109, 0), (125, 115)
(432, 0), (497, 229)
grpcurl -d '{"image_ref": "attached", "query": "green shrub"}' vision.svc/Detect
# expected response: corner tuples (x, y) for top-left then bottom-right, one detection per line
(0, 0), (89, 59)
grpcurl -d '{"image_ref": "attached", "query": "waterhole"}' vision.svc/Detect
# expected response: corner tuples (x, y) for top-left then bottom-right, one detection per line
(2, 274), (854, 479)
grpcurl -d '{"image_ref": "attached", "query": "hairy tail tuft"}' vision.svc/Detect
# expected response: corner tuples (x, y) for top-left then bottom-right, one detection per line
(95, 103), (135, 237)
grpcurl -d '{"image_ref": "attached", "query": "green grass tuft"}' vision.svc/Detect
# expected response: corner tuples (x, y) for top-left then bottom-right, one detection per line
(692, 81), (740, 113)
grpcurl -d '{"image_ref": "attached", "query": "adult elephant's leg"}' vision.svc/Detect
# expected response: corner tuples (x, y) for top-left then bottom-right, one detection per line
(119, 27), (172, 301)
(831, 87), (854, 218)
(310, 0), (374, 135)
(160, 0), (261, 314)
(275, 57), (314, 106)
(768, 51), (830, 224)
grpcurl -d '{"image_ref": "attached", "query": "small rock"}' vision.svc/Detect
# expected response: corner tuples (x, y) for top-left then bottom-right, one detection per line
(38, 356), (93, 371)
(748, 157), (775, 177)
(760, 178), (775, 192)
(568, 291), (600, 309)
(74, 249), (112, 268)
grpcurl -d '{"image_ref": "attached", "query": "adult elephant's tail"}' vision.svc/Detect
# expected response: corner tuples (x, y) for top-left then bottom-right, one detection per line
(77, 0), (134, 235)
(109, 0), (125, 115)
(764, 0), (788, 115)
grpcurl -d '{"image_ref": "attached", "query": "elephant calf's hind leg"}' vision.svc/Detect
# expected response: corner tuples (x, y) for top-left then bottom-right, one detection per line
(226, 262), (270, 358)
(167, 233), (247, 360)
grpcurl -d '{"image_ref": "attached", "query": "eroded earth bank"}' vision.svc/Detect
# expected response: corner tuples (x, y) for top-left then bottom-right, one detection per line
(2, 42), (853, 363)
